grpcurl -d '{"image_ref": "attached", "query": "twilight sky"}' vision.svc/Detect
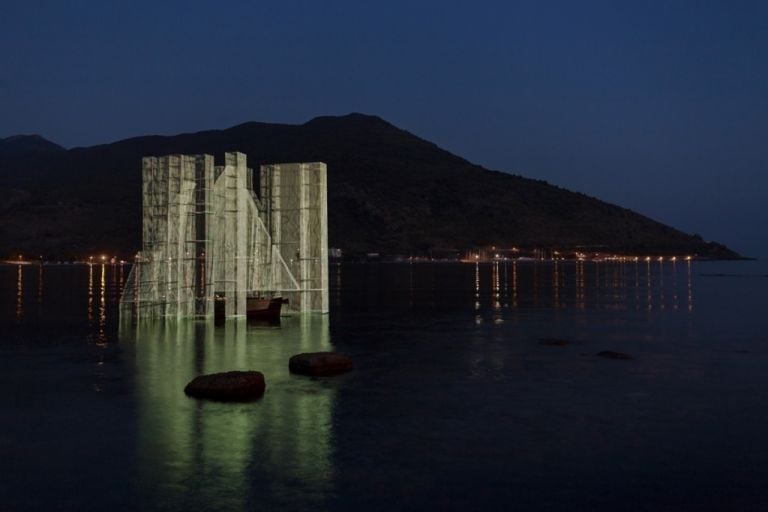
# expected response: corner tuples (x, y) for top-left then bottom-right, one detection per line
(1, 0), (766, 256)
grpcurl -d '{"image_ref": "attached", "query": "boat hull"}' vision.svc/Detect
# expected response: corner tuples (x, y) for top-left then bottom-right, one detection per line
(213, 296), (285, 323)
(246, 297), (284, 321)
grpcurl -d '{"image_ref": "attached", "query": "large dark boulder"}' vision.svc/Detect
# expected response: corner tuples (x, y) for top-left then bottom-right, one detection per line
(184, 371), (266, 401)
(289, 352), (353, 376)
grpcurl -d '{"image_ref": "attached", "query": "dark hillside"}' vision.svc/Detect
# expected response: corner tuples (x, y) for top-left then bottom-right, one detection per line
(0, 134), (64, 156)
(0, 114), (739, 259)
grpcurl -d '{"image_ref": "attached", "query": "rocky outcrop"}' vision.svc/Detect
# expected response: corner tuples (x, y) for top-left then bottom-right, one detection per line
(289, 352), (353, 376)
(184, 371), (266, 401)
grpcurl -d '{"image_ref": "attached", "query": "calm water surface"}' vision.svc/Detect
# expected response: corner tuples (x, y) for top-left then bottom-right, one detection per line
(1, 260), (767, 511)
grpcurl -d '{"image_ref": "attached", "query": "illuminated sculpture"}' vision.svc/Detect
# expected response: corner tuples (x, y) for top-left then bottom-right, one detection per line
(119, 152), (328, 320)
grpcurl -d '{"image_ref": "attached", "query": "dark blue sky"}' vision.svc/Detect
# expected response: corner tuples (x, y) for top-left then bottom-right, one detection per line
(2, 1), (766, 256)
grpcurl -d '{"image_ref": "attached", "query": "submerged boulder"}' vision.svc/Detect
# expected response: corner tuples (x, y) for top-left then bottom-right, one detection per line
(538, 338), (571, 346)
(289, 352), (353, 376)
(184, 371), (265, 401)
(597, 350), (633, 360)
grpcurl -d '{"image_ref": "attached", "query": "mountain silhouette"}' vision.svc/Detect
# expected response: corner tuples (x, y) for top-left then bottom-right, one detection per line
(0, 134), (64, 156)
(0, 113), (739, 259)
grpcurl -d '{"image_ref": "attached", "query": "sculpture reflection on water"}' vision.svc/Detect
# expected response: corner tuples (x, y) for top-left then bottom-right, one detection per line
(119, 315), (336, 510)
(113, 152), (335, 507)
(119, 152), (328, 321)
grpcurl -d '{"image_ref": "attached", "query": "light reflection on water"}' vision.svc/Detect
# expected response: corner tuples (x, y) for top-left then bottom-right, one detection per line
(15, 264), (23, 318)
(332, 260), (696, 314)
(4, 259), (704, 331)
(3, 260), (768, 511)
(118, 315), (335, 511)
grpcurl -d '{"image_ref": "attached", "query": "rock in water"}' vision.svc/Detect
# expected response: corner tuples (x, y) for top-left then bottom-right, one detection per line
(289, 352), (353, 376)
(538, 338), (571, 346)
(184, 371), (266, 401)
(597, 350), (633, 360)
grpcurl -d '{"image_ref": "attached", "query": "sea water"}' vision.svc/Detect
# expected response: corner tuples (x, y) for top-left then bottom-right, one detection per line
(1, 259), (767, 511)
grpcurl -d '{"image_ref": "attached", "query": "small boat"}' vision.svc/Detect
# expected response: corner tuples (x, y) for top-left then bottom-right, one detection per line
(246, 296), (286, 321)
(214, 294), (287, 323)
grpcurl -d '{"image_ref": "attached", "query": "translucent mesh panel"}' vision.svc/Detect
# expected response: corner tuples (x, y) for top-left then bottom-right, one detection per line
(119, 152), (328, 322)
